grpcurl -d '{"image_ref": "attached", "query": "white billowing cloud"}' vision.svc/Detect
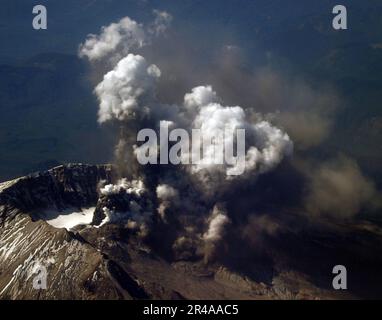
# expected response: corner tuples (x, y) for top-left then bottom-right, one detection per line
(191, 102), (245, 174)
(79, 17), (146, 62)
(246, 121), (294, 174)
(203, 206), (230, 243)
(182, 86), (293, 179)
(95, 54), (161, 123)
(100, 178), (146, 196)
(184, 85), (219, 112)
(79, 11), (172, 63)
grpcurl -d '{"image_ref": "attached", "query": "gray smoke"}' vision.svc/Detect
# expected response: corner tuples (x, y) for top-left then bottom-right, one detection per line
(303, 155), (381, 220)
(78, 12), (294, 261)
(78, 11), (381, 265)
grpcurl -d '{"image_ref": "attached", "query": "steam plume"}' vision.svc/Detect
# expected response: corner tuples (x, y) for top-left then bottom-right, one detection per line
(80, 12), (294, 262)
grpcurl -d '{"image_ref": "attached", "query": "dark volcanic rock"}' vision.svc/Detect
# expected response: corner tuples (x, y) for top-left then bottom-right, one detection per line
(0, 164), (114, 224)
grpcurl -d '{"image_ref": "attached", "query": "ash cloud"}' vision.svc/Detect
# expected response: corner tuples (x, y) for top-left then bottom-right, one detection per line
(303, 155), (381, 220)
(256, 69), (340, 151)
(79, 11), (381, 267)
(202, 204), (230, 262)
(206, 61), (340, 151)
(203, 205), (230, 243)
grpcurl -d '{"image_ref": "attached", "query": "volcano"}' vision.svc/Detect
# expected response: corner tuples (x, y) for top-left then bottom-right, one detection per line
(0, 164), (381, 300)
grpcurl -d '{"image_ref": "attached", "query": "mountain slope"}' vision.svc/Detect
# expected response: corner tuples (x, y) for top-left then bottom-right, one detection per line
(0, 164), (343, 300)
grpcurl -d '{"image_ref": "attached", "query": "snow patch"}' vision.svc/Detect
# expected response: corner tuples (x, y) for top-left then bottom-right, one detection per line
(42, 207), (96, 230)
